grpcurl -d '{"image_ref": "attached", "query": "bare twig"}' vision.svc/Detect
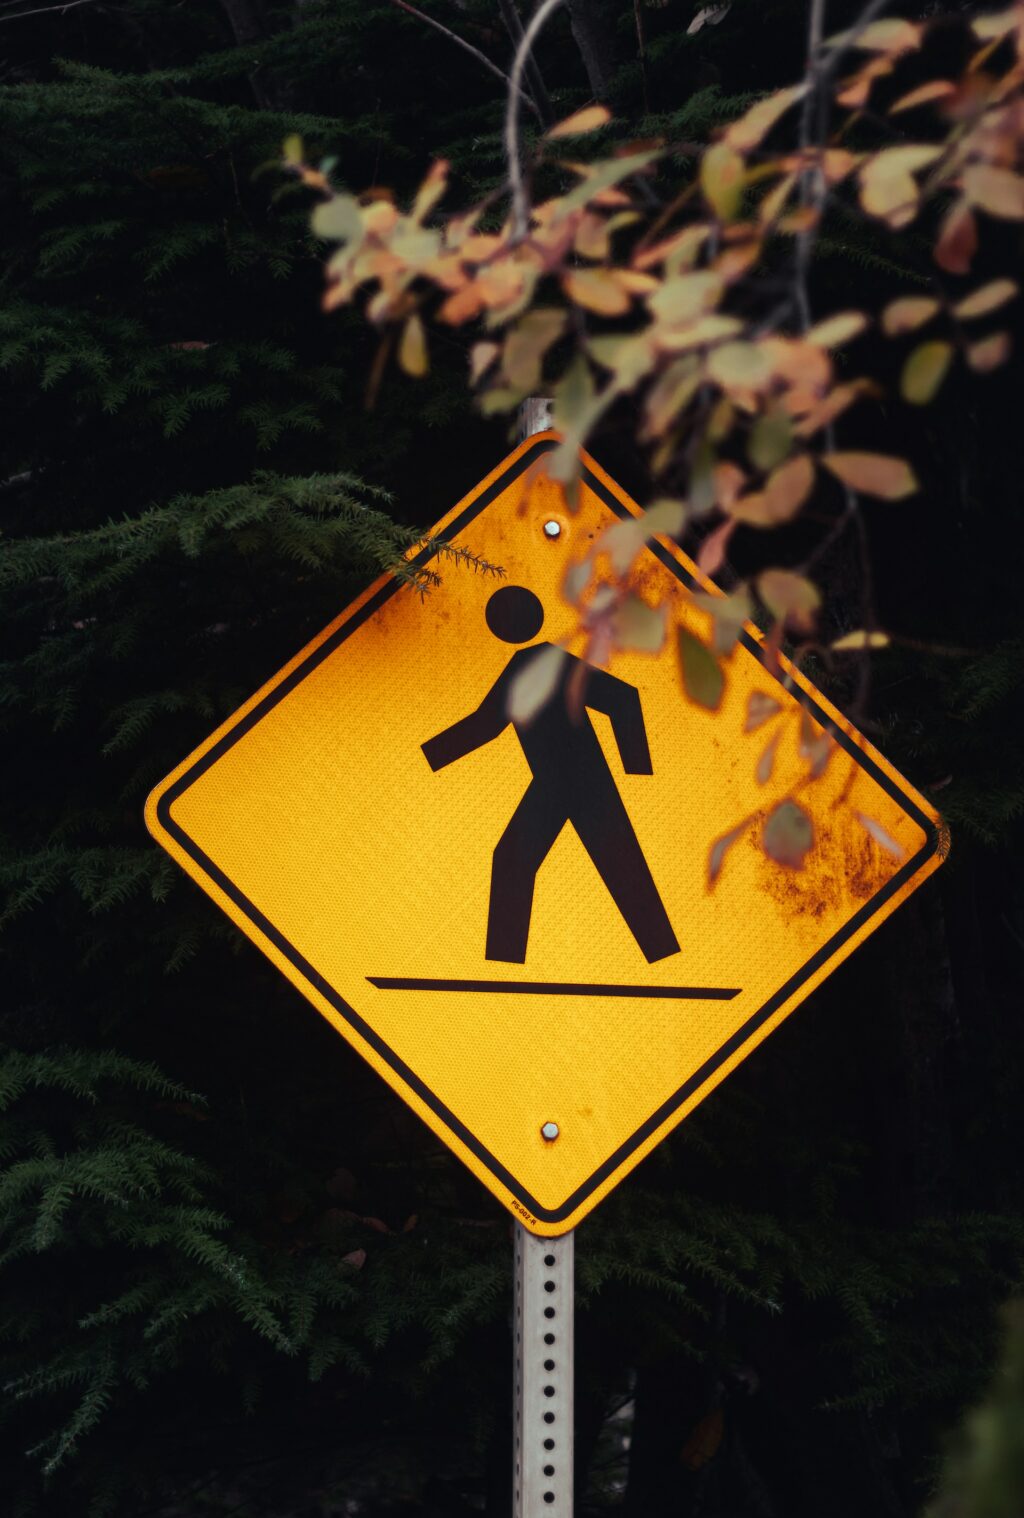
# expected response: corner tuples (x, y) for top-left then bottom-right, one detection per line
(0, 0), (99, 19)
(795, 0), (828, 331)
(634, 0), (650, 115)
(791, 0), (900, 672)
(387, 0), (540, 118)
(506, 0), (566, 236)
(497, 0), (555, 126)
(793, 0), (895, 328)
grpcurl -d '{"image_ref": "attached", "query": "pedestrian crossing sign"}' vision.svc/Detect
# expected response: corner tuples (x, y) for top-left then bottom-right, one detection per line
(146, 432), (944, 1235)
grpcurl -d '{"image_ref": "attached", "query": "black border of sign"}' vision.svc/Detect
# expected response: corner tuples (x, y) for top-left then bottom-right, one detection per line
(156, 437), (941, 1225)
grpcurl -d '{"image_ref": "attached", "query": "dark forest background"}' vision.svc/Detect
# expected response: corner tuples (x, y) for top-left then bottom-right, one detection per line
(1, 2), (1023, 1514)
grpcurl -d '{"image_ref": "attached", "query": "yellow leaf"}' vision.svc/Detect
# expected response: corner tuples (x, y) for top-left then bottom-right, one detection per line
(748, 410), (793, 472)
(855, 810), (906, 859)
(398, 314), (428, 377)
(827, 18), (921, 53)
(708, 819), (749, 887)
(758, 568), (820, 631)
(697, 516), (735, 573)
(837, 54), (894, 109)
(973, 6), (1023, 39)
(832, 629), (890, 651)
(963, 164), (1024, 220)
(792, 381), (870, 438)
(805, 311), (868, 348)
(589, 332), (654, 390)
(953, 279), (1019, 319)
(563, 268), (631, 316)
(469, 342), (500, 385)
(600, 517), (646, 574)
(641, 357), (701, 437)
(935, 200), (978, 275)
(707, 341), (773, 391)
(642, 497), (688, 538)
(677, 627), (724, 710)
(574, 212), (610, 261)
(759, 171), (797, 226)
(282, 133), (304, 166)
(708, 396), (735, 443)
(714, 239), (762, 283)
(614, 269), (660, 295)
(890, 80), (956, 113)
(633, 225), (710, 272)
(901, 340), (953, 405)
(558, 148), (661, 215)
(730, 455), (813, 527)
(546, 104), (612, 140)
(881, 296), (940, 336)
(744, 690), (782, 732)
(822, 451), (918, 499)
(508, 645), (567, 724)
(967, 331), (1012, 371)
(656, 315), (743, 352)
(411, 159), (449, 222)
(723, 84), (807, 153)
(823, 149), (861, 184)
(479, 386), (521, 416)
(859, 145), (941, 228)
(763, 799), (814, 869)
(615, 594), (666, 654)
(502, 309), (566, 391)
(311, 195), (363, 244)
(691, 588), (752, 655)
(713, 461), (746, 509)
(764, 453), (814, 519)
(701, 142), (745, 220)
(648, 271), (723, 325)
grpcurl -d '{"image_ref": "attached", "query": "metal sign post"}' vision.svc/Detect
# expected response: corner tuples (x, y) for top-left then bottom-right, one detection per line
(512, 398), (573, 1518)
(514, 1225), (574, 1517)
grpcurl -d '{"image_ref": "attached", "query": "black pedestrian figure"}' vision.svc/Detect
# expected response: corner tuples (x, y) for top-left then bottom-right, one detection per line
(422, 585), (680, 965)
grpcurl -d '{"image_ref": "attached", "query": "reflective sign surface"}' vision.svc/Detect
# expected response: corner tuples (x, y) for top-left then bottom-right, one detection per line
(146, 434), (944, 1234)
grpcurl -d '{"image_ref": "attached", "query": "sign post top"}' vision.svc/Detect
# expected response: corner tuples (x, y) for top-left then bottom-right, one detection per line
(147, 433), (943, 1234)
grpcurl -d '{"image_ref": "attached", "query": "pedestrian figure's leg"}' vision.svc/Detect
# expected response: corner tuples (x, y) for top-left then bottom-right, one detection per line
(487, 781), (567, 962)
(572, 790), (680, 962)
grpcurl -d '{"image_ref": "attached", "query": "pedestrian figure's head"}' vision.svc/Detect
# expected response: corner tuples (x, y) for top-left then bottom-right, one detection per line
(485, 586), (544, 644)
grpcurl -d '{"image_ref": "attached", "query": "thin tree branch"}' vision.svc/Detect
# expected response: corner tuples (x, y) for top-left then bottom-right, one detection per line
(791, 0), (899, 659)
(795, 0), (827, 331)
(497, 0), (555, 127)
(387, 0), (540, 118)
(506, 0), (565, 236)
(634, 0), (649, 115)
(0, 0), (99, 19)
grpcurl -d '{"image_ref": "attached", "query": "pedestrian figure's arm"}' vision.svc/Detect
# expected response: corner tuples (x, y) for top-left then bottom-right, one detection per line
(584, 669), (653, 775)
(422, 665), (515, 771)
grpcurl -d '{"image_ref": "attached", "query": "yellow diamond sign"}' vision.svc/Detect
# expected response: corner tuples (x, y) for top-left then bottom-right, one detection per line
(146, 433), (944, 1235)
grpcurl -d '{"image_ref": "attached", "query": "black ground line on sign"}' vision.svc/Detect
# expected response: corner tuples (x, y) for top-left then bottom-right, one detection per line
(368, 978), (741, 999)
